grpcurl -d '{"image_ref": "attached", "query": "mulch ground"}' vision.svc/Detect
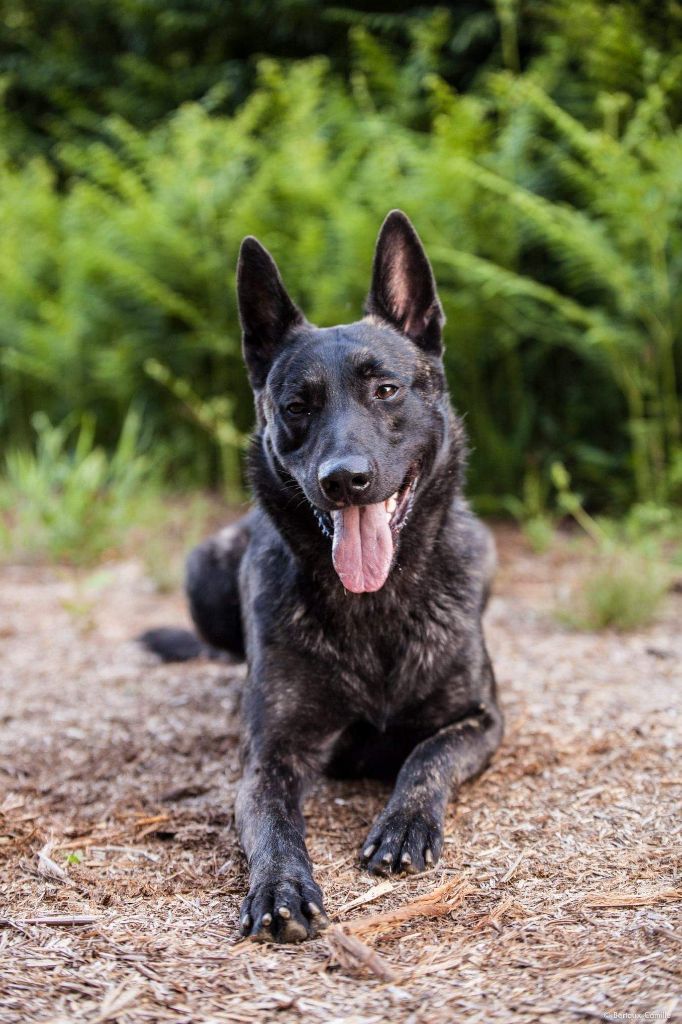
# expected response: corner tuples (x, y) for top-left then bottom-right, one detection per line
(1, 526), (680, 1024)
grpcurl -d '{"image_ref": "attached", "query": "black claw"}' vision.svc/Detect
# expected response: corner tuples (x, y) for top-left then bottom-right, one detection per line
(361, 811), (443, 877)
(239, 875), (327, 943)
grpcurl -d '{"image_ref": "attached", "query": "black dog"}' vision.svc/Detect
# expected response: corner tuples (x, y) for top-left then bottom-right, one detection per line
(142, 211), (503, 943)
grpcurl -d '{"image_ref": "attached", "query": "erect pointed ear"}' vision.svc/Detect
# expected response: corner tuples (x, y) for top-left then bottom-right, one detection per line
(237, 236), (306, 389)
(365, 210), (444, 354)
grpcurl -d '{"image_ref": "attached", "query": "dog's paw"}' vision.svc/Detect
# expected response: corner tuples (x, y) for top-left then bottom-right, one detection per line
(359, 808), (443, 876)
(238, 872), (329, 944)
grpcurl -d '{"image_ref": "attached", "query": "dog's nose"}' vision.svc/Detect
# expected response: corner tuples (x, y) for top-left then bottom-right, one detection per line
(318, 457), (373, 504)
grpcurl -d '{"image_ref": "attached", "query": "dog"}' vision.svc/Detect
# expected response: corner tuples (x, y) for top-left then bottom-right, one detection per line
(141, 210), (503, 943)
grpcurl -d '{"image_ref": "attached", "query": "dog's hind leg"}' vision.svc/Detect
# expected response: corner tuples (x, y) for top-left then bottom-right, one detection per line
(360, 665), (503, 875)
(139, 510), (254, 662)
(185, 513), (255, 658)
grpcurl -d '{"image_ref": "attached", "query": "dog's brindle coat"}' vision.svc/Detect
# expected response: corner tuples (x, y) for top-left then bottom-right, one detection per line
(143, 211), (503, 943)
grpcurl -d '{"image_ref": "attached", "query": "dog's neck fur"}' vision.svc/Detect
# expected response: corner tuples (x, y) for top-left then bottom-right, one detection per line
(247, 400), (468, 602)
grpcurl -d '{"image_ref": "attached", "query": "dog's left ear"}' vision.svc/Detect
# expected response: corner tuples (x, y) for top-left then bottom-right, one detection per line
(366, 210), (444, 355)
(237, 236), (306, 389)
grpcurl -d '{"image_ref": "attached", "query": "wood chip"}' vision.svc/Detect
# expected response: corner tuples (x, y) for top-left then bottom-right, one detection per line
(325, 925), (398, 982)
(37, 841), (72, 885)
(335, 880), (394, 915)
(0, 915), (99, 928)
(344, 876), (476, 937)
(584, 887), (682, 908)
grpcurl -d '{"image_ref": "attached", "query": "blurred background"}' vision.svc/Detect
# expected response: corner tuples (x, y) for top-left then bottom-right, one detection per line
(1, 0), (681, 605)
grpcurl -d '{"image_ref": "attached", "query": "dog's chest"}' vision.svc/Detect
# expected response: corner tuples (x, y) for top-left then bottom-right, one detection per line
(291, 587), (465, 724)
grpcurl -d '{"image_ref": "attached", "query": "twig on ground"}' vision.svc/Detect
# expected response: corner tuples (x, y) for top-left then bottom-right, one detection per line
(325, 925), (398, 982)
(334, 880), (394, 915)
(0, 914), (100, 928)
(90, 845), (161, 863)
(37, 840), (74, 885)
(584, 887), (681, 908)
(344, 876), (477, 937)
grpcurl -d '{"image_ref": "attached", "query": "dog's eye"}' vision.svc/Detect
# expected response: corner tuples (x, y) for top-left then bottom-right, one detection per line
(285, 401), (307, 416)
(374, 384), (399, 401)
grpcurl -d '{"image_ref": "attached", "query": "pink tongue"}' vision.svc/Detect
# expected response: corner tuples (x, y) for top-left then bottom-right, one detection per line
(331, 503), (394, 593)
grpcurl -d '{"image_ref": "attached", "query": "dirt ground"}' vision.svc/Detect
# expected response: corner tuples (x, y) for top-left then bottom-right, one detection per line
(1, 526), (680, 1024)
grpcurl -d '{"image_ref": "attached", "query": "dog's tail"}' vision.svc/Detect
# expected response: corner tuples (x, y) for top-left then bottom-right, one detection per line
(138, 627), (223, 663)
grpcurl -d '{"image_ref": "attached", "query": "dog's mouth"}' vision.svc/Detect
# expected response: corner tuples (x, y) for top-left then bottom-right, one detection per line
(313, 468), (419, 594)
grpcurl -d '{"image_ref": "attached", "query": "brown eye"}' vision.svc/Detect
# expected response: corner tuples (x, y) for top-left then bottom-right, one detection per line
(286, 401), (307, 416)
(375, 384), (399, 400)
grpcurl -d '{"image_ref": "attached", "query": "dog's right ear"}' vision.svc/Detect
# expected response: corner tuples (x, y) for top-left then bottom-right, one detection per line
(237, 237), (305, 390)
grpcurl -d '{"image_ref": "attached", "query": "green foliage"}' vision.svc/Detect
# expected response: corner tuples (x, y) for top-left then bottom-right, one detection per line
(521, 516), (553, 554)
(0, 410), (159, 564)
(551, 462), (675, 631)
(144, 358), (247, 496)
(0, 1), (681, 515)
(501, 467), (554, 552)
(557, 554), (669, 632)
(0, 1), (501, 157)
(551, 462), (608, 546)
(618, 501), (682, 548)
(485, 68), (682, 505)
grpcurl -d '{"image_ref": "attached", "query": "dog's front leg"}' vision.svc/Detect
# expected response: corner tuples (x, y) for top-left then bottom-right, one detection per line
(235, 752), (328, 943)
(360, 702), (503, 875)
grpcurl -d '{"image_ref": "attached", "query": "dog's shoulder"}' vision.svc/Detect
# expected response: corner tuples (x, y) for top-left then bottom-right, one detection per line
(449, 499), (496, 573)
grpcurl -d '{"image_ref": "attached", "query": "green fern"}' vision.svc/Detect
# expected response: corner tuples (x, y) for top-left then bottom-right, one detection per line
(0, 4), (680, 512)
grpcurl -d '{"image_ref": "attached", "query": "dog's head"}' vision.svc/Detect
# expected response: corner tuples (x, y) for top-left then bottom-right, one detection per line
(237, 210), (450, 594)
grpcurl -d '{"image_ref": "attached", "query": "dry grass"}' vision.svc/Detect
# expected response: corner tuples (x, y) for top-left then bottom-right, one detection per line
(0, 527), (680, 1024)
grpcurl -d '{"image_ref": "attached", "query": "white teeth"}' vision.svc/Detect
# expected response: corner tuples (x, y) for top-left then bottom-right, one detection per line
(385, 493), (398, 516)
